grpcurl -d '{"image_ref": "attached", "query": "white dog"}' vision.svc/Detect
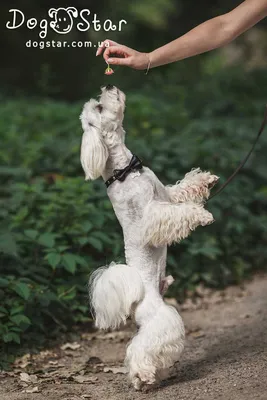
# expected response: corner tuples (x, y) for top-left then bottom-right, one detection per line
(80, 85), (218, 390)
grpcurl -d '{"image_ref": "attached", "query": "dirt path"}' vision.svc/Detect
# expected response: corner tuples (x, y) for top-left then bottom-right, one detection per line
(1, 274), (267, 400)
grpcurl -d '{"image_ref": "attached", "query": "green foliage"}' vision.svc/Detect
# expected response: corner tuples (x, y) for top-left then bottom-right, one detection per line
(127, 67), (267, 296)
(129, 0), (175, 29)
(1, 66), (267, 364)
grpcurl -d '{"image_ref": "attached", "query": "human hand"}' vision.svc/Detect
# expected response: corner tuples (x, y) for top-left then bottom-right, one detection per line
(96, 39), (150, 70)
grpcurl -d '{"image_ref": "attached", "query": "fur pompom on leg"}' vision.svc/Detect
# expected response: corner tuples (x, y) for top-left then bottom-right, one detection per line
(160, 275), (174, 295)
(141, 201), (214, 247)
(89, 263), (144, 330)
(126, 302), (185, 390)
(167, 168), (219, 204)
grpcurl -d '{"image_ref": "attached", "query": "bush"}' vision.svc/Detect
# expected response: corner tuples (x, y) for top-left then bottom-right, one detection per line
(1, 67), (267, 365)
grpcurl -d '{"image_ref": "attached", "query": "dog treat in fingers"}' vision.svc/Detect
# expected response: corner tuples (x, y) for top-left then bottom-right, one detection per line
(105, 64), (114, 75)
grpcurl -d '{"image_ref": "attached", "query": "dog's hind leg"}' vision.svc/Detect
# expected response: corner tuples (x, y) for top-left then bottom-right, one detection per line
(141, 200), (214, 247)
(166, 168), (219, 204)
(126, 300), (185, 390)
(89, 263), (144, 330)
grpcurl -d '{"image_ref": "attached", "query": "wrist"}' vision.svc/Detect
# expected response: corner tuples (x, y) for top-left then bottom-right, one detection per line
(146, 52), (154, 69)
(143, 53), (151, 74)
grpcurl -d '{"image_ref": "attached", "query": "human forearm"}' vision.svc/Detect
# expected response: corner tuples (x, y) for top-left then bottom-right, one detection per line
(98, 0), (267, 70)
(148, 16), (233, 68)
(149, 0), (267, 68)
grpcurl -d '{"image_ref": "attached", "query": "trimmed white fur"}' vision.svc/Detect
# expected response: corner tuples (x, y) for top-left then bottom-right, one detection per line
(80, 86), (219, 390)
(89, 263), (144, 330)
(142, 201), (214, 247)
(166, 167), (218, 204)
(126, 301), (185, 389)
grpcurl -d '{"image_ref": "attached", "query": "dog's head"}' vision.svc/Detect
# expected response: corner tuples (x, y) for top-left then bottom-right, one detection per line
(49, 7), (78, 34)
(80, 86), (126, 180)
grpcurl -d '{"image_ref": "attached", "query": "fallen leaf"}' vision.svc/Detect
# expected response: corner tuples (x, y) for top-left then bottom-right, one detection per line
(97, 331), (131, 342)
(103, 366), (127, 374)
(21, 362), (31, 369)
(60, 342), (81, 351)
(20, 372), (38, 384)
(38, 350), (56, 359)
(72, 375), (98, 383)
(14, 353), (31, 369)
(25, 386), (39, 393)
(81, 333), (98, 341)
(3, 372), (15, 377)
(84, 357), (104, 373)
(49, 360), (58, 365)
(190, 330), (205, 339)
(86, 357), (103, 365)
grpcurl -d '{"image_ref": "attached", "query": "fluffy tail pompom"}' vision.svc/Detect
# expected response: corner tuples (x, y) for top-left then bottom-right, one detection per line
(89, 263), (144, 330)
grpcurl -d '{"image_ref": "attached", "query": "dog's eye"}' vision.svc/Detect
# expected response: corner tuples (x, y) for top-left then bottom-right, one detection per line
(96, 104), (103, 113)
(88, 122), (93, 127)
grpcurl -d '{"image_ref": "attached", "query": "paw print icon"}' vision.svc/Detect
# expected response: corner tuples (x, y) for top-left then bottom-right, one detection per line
(48, 7), (78, 34)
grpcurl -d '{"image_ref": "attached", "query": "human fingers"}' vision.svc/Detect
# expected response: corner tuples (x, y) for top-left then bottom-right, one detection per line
(96, 39), (119, 56)
(103, 45), (134, 62)
(106, 56), (132, 66)
(108, 52), (150, 70)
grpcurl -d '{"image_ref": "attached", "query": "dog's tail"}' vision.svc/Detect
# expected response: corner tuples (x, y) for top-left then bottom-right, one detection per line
(89, 262), (144, 330)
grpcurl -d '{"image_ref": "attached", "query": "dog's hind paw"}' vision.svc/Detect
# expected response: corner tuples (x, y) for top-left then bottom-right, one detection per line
(132, 371), (158, 391)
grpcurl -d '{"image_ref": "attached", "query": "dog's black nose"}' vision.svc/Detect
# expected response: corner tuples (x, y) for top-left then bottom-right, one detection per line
(106, 84), (114, 91)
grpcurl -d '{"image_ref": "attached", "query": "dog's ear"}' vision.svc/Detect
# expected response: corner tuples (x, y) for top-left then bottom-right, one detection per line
(80, 127), (108, 180)
(48, 8), (58, 19)
(66, 7), (78, 18)
(80, 101), (108, 180)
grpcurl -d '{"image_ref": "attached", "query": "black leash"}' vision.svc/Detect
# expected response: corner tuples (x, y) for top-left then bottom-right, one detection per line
(208, 106), (267, 201)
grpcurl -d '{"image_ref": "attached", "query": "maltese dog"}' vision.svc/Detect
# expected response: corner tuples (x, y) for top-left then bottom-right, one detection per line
(80, 85), (218, 390)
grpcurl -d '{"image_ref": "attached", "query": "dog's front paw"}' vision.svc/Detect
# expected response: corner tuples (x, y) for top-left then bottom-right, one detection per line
(207, 174), (219, 190)
(200, 209), (215, 226)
